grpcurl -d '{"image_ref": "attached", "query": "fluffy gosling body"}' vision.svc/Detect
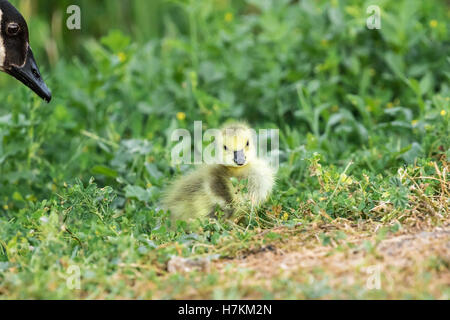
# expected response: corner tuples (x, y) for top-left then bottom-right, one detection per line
(163, 123), (275, 225)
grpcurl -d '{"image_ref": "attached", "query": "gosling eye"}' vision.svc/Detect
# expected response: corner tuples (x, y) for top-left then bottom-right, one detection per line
(246, 140), (250, 147)
(6, 23), (20, 36)
(224, 145), (228, 151)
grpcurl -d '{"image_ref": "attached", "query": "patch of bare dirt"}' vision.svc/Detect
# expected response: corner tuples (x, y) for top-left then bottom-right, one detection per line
(214, 222), (450, 298)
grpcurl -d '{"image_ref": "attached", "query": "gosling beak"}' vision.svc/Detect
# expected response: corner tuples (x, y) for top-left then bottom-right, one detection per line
(6, 46), (52, 103)
(233, 150), (246, 166)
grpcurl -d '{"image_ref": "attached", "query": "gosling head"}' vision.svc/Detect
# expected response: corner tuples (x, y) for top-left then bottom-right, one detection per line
(0, 0), (51, 102)
(220, 123), (256, 168)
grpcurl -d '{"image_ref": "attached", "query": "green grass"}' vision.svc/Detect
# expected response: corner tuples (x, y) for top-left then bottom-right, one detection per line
(0, 0), (449, 299)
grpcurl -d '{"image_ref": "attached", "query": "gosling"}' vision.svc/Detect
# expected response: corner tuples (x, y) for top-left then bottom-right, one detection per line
(162, 123), (275, 225)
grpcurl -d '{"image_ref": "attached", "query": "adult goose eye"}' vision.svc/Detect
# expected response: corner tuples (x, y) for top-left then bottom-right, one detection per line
(7, 23), (20, 36)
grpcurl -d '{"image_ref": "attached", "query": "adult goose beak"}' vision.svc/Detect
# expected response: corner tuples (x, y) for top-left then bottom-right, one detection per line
(6, 46), (51, 103)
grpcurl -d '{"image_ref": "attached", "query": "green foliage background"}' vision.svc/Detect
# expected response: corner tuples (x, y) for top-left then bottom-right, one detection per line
(0, 0), (448, 299)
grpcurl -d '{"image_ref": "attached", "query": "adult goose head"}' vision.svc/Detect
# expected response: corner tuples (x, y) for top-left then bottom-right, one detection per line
(0, 0), (51, 102)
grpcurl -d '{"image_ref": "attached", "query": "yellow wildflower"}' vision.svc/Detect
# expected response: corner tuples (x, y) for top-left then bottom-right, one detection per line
(441, 110), (447, 116)
(176, 112), (186, 121)
(117, 52), (127, 63)
(224, 12), (234, 23)
(429, 20), (438, 28)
